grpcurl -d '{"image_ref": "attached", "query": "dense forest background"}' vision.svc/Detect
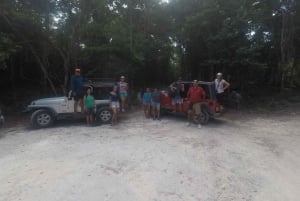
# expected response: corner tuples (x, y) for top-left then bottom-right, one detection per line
(0, 0), (299, 110)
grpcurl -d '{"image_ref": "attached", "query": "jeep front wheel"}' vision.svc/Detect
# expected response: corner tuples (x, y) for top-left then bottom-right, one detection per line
(31, 109), (54, 128)
(97, 108), (112, 124)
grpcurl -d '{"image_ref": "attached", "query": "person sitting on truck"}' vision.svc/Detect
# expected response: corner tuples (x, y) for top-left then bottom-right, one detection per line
(187, 80), (206, 129)
(70, 68), (84, 113)
(169, 77), (184, 112)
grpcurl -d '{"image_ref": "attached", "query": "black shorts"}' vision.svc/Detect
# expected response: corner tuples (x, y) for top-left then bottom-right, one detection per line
(74, 94), (84, 101)
(85, 108), (94, 115)
(216, 92), (225, 105)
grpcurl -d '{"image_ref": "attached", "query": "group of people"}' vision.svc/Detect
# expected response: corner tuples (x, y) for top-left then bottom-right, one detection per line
(168, 73), (230, 129)
(109, 76), (129, 126)
(70, 68), (128, 126)
(70, 67), (230, 128)
(142, 87), (161, 120)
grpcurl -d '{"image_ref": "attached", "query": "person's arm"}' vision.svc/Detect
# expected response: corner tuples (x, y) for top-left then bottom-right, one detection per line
(83, 96), (87, 111)
(223, 80), (230, 91)
(169, 82), (176, 90)
(187, 88), (191, 99)
(93, 97), (96, 112)
(70, 76), (74, 91)
(70, 76), (75, 95)
(181, 84), (185, 91)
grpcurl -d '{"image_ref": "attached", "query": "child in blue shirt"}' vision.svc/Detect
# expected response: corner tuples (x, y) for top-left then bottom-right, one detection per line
(143, 88), (152, 118)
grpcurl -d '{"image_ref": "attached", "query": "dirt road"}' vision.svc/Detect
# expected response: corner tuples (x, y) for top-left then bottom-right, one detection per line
(0, 110), (299, 201)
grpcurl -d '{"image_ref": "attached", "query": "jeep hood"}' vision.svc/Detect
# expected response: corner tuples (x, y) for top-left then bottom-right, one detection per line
(30, 97), (66, 106)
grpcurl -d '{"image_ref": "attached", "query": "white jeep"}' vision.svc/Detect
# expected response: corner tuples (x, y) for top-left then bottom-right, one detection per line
(26, 79), (114, 128)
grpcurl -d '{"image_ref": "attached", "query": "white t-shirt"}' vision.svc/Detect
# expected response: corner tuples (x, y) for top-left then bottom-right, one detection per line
(215, 79), (226, 94)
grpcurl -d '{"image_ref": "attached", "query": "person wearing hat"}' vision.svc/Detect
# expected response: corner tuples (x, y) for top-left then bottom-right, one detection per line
(169, 77), (184, 112)
(215, 72), (230, 112)
(70, 68), (84, 113)
(118, 76), (128, 112)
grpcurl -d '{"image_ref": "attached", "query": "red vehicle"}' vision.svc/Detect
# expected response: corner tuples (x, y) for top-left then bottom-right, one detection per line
(160, 81), (221, 124)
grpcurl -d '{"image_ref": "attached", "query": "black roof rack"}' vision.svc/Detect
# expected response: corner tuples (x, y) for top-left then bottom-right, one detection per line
(84, 78), (115, 83)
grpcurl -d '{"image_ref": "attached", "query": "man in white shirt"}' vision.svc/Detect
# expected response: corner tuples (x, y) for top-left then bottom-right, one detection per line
(215, 73), (230, 112)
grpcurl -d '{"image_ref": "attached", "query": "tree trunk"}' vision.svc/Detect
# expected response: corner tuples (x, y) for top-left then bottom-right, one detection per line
(280, 2), (295, 90)
(2, 14), (57, 95)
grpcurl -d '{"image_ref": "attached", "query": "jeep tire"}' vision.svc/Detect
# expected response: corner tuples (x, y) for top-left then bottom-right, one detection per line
(97, 108), (112, 124)
(31, 109), (54, 128)
(199, 109), (209, 124)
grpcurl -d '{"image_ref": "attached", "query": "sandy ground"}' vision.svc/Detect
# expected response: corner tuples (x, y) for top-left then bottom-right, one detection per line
(0, 110), (300, 201)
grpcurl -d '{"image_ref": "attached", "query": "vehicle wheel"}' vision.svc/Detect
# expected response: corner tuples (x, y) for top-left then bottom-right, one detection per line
(97, 108), (112, 124)
(31, 109), (54, 128)
(199, 110), (209, 125)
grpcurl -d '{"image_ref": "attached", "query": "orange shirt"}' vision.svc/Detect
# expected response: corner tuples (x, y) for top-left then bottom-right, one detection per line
(187, 86), (205, 103)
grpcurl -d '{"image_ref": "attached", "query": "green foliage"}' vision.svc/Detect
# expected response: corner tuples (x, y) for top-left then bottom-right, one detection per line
(0, 0), (299, 95)
(0, 33), (19, 68)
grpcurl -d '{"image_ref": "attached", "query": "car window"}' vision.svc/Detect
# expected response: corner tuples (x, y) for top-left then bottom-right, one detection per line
(91, 87), (112, 100)
(199, 84), (211, 99)
(181, 83), (191, 98)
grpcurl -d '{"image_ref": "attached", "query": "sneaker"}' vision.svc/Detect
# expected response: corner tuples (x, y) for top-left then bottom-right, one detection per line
(157, 118), (161, 121)
(198, 124), (202, 129)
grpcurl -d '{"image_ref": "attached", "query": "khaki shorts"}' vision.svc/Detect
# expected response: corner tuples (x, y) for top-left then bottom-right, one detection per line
(189, 102), (202, 115)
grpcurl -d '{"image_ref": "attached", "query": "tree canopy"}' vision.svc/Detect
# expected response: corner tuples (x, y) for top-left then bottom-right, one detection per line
(0, 0), (299, 105)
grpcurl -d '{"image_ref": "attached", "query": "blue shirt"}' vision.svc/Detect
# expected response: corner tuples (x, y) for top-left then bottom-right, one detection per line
(110, 92), (119, 102)
(143, 92), (152, 103)
(70, 75), (84, 95)
(151, 92), (160, 103)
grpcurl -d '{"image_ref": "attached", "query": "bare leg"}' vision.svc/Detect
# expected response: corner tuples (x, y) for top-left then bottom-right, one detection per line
(157, 107), (160, 119)
(152, 106), (156, 119)
(121, 97), (126, 111)
(89, 115), (93, 125)
(111, 108), (117, 125)
(74, 101), (78, 113)
(179, 103), (182, 112)
(79, 99), (84, 113)
(144, 105), (148, 117)
(111, 111), (115, 125)
(86, 116), (89, 125)
(188, 110), (193, 123)
(148, 105), (151, 118)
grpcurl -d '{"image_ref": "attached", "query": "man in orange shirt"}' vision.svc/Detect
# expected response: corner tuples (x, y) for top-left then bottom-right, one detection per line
(187, 80), (206, 128)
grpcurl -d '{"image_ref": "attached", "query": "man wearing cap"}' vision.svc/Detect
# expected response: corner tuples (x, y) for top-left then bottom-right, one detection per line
(215, 72), (230, 112)
(169, 77), (184, 112)
(118, 76), (128, 112)
(70, 68), (84, 113)
(187, 80), (206, 128)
